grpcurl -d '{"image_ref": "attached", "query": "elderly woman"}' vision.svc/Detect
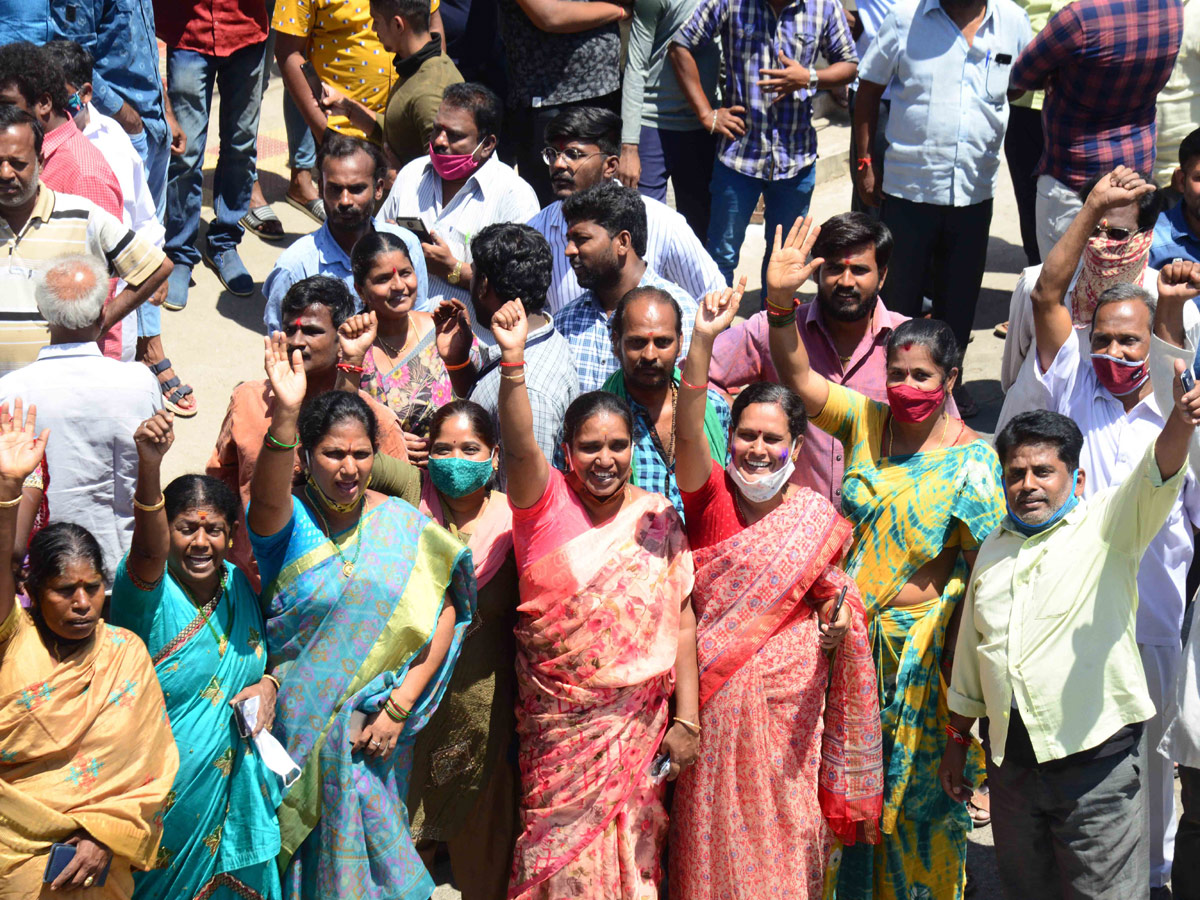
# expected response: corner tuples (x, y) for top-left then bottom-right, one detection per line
(0, 401), (178, 897)
(337, 230), (453, 464)
(668, 272), (883, 900)
(493, 300), (697, 900)
(110, 409), (283, 900)
(248, 334), (474, 900)
(371, 399), (520, 900)
(766, 218), (1006, 900)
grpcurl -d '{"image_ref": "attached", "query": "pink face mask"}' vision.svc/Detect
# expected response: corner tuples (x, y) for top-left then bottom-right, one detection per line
(886, 382), (945, 423)
(429, 141), (483, 181)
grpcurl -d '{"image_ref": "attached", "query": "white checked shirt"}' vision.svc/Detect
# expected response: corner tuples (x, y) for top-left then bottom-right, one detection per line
(0, 343), (162, 577)
(528, 191), (724, 313)
(1033, 334), (1200, 647)
(377, 154), (540, 342)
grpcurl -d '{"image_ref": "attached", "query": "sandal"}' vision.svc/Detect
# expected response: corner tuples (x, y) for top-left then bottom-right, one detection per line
(967, 785), (991, 828)
(286, 195), (326, 224)
(994, 320), (1010, 338)
(148, 358), (198, 418)
(240, 204), (284, 240)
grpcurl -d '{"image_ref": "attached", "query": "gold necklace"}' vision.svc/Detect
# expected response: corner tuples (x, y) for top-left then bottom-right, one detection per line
(305, 484), (366, 578)
(178, 567), (230, 656)
(443, 492), (490, 536)
(376, 321), (414, 359)
(887, 412), (950, 457)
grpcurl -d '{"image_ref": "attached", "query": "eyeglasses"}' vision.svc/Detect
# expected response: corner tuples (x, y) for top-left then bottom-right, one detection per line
(1092, 223), (1139, 241)
(541, 146), (604, 166)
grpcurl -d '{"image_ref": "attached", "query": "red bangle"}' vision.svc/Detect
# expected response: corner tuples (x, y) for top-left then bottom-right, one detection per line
(856, 156), (873, 171)
(443, 357), (472, 371)
(336, 362), (364, 373)
(679, 375), (705, 391)
(945, 724), (971, 747)
(499, 359), (525, 368)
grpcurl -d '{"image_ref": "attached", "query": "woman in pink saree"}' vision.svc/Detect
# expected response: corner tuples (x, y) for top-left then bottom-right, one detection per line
(490, 300), (699, 900)
(669, 277), (884, 899)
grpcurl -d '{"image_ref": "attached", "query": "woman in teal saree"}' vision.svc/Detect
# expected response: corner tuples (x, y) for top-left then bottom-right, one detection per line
(110, 409), (283, 900)
(248, 334), (474, 900)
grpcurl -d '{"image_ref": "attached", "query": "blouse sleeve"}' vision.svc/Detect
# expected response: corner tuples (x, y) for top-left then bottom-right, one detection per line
(952, 443), (1007, 549)
(248, 496), (300, 589)
(810, 382), (870, 448)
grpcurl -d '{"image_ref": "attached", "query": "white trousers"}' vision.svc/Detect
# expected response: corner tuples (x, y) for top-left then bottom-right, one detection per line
(1035, 174), (1084, 260)
(1141, 640), (1183, 888)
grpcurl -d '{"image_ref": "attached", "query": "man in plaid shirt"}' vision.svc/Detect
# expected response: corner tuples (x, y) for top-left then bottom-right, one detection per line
(1011, 0), (1183, 259)
(668, 0), (858, 288)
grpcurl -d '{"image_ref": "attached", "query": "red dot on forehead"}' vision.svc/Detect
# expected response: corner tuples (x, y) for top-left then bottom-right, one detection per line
(295, 317), (304, 328)
(903, 342), (913, 351)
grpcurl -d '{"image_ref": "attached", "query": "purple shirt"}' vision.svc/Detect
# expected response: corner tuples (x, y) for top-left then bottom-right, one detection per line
(708, 297), (910, 507)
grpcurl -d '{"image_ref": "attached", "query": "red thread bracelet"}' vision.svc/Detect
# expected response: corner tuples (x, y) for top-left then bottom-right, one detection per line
(499, 359), (526, 368)
(856, 157), (873, 171)
(679, 375), (705, 391)
(944, 724), (971, 747)
(336, 362), (365, 373)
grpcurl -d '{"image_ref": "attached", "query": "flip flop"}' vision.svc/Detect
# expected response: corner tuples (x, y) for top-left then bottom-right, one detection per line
(240, 204), (285, 240)
(994, 321), (1010, 338)
(967, 786), (990, 827)
(148, 358), (198, 418)
(286, 195), (326, 224)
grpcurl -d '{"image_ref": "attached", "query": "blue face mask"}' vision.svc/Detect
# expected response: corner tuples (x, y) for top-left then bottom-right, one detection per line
(1007, 469), (1081, 537)
(66, 91), (84, 116)
(428, 455), (494, 498)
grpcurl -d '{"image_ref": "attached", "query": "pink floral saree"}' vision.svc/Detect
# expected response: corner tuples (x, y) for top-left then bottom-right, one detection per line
(509, 492), (693, 900)
(670, 489), (883, 900)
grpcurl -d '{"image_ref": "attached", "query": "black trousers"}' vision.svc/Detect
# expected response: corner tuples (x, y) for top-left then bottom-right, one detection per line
(505, 90), (621, 207)
(1178, 766), (1200, 900)
(879, 194), (993, 352)
(1004, 104), (1044, 267)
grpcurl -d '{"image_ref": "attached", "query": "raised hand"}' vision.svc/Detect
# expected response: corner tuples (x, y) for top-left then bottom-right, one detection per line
(432, 299), (473, 365)
(693, 276), (748, 340)
(338, 311), (378, 363)
(1086, 165), (1155, 214)
(491, 299), (528, 358)
(264, 332), (307, 413)
(133, 409), (175, 467)
(765, 216), (824, 305)
(0, 398), (47, 489)
(1158, 258), (1200, 307)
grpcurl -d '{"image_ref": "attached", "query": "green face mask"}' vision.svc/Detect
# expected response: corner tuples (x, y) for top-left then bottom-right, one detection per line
(428, 455), (494, 498)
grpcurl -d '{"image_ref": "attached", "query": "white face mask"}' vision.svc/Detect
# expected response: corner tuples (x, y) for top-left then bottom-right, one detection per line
(726, 454), (796, 503)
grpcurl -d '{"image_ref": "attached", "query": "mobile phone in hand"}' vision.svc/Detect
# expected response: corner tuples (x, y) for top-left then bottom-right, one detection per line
(1182, 369), (1196, 395)
(299, 61), (323, 103)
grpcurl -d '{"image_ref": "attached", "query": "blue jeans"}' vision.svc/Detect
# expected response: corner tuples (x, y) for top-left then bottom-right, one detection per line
(165, 41), (266, 267)
(260, 21), (317, 174)
(706, 158), (816, 288)
(129, 124), (172, 338)
(636, 124), (716, 243)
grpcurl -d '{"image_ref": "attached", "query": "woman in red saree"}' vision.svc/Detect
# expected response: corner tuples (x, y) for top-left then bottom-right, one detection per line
(669, 277), (884, 900)
(490, 299), (699, 900)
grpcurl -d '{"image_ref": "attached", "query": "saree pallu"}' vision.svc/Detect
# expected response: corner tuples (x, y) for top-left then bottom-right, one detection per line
(360, 328), (455, 438)
(510, 493), (693, 900)
(671, 488), (882, 900)
(0, 611), (178, 899)
(110, 560), (282, 900)
(827, 439), (1005, 900)
(263, 498), (475, 900)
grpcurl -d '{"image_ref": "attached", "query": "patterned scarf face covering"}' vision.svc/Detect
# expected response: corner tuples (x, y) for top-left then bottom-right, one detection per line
(1070, 229), (1154, 326)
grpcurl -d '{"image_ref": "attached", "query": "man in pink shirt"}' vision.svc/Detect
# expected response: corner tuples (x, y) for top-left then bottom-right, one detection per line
(709, 212), (944, 507)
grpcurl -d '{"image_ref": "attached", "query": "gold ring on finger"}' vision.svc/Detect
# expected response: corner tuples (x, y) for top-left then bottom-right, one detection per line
(84, 876), (95, 888)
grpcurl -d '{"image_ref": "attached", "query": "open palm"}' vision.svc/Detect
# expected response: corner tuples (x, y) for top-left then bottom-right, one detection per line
(264, 333), (306, 412)
(765, 216), (824, 300)
(0, 399), (47, 485)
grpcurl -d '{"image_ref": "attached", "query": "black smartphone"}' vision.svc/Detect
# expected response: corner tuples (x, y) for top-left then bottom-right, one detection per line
(828, 584), (849, 627)
(43, 843), (110, 887)
(233, 699), (252, 738)
(394, 216), (434, 245)
(1183, 369), (1196, 394)
(299, 61), (323, 103)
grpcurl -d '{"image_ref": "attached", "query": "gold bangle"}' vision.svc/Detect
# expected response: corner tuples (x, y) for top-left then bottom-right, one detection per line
(500, 373), (526, 383)
(133, 495), (166, 512)
(262, 673), (281, 690)
(673, 716), (702, 735)
(0, 494), (22, 508)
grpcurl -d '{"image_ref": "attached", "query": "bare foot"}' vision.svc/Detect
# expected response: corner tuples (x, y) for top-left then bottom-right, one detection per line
(287, 168), (320, 205)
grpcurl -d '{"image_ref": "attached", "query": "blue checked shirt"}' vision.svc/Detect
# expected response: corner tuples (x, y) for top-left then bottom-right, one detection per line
(556, 269), (700, 393)
(675, 0), (858, 180)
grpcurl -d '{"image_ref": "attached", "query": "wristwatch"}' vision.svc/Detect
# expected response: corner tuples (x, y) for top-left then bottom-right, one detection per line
(808, 69), (820, 92)
(447, 260), (463, 286)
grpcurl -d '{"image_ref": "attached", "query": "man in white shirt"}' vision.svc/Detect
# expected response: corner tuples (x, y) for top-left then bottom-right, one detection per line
(1024, 169), (1200, 892)
(526, 106), (723, 313)
(377, 82), (539, 341)
(0, 255), (161, 577)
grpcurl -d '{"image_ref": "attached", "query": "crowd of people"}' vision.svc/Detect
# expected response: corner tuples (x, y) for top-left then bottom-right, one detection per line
(4, 0), (1200, 899)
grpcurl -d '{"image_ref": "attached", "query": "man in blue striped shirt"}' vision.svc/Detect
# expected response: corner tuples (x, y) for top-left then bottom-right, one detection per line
(527, 107), (724, 314)
(669, 0), (858, 286)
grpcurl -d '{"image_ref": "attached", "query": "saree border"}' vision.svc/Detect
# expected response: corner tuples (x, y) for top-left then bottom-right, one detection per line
(151, 590), (221, 667)
(193, 872), (266, 900)
(264, 503), (384, 600)
(273, 522), (469, 869)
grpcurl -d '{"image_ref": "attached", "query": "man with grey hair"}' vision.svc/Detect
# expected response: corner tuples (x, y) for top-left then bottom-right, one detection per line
(1026, 173), (1200, 891)
(0, 254), (161, 577)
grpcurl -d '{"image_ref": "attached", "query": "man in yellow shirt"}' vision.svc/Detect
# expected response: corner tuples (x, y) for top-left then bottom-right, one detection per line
(939, 385), (1200, 900)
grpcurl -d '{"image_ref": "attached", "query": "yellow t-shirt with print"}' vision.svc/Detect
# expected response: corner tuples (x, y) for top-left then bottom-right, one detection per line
(273, 0), (441, 140)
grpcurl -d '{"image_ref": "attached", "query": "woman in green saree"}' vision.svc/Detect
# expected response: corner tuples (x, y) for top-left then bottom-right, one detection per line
(110, 408), (283, 900)
(247, 333), (475, 900)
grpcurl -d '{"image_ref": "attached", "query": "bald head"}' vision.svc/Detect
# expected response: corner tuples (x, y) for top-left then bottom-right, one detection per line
(36, 254), (108, 331)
